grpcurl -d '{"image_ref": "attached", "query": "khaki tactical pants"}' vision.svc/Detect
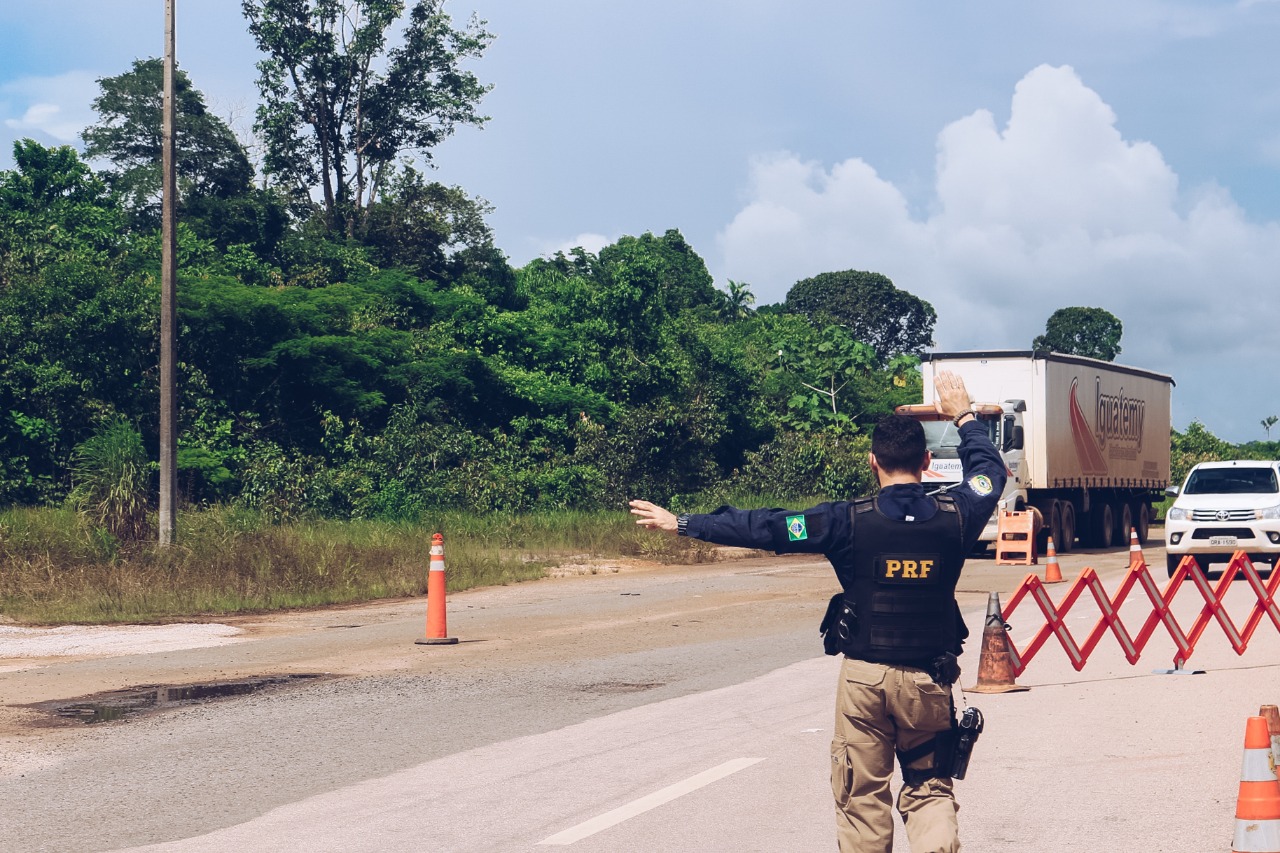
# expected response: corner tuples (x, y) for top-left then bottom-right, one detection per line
(830, 658), (960, 853)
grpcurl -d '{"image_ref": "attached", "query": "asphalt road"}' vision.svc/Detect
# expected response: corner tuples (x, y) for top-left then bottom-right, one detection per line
(2, 538), (1278, 852)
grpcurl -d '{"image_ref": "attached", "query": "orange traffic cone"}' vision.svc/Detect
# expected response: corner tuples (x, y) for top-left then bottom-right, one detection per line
(415, 533), (458, 646)
(1262, 705), (1280, 772)
(1128, 528), (1144, 569)
(1234, 715), (1280, 851)
(966, 592), (1030, 694)
(1043, 537), (1064, 584)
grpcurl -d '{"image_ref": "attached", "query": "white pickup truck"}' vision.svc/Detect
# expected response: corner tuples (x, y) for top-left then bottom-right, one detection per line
(1163, 460), (1280, 576)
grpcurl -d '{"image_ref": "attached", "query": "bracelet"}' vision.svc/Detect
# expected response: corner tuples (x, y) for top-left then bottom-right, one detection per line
(676, 514), (690, 536)
(953, 409), (976, 427)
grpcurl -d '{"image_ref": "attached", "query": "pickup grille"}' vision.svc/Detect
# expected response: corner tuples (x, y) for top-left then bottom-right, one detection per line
(1190, 527), (1255, 539)
(1190, 509), (1256, 522)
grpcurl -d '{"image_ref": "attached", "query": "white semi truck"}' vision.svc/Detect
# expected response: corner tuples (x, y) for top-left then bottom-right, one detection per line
(895, 351), (1174, 552)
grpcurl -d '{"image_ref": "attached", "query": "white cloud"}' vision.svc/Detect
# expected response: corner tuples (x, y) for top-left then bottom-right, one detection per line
(717, 64), (1280, 441)
(0, 70), (99, 147)
(5, 102), (84, 142)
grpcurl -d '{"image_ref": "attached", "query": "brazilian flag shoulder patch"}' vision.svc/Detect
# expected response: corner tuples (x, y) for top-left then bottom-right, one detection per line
(785, 514), (809, 541)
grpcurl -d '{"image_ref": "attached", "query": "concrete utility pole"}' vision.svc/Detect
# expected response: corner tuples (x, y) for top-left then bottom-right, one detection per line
(159, 0), (178, 545)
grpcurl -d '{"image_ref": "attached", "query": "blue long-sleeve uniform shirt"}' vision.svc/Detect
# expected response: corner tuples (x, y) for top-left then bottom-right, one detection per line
(683, 420), (1008, 593)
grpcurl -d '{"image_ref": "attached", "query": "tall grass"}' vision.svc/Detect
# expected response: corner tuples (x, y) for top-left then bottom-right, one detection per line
(0, 502), (747, 625)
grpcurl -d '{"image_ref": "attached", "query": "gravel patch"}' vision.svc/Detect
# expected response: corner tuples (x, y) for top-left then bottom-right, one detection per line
(0, 624), (245, 659)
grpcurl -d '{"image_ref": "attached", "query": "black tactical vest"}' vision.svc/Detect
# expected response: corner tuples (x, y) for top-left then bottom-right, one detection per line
(840, 495), (965, 664)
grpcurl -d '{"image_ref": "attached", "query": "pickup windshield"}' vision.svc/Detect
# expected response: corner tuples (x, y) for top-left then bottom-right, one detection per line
(1184, 468), (1279, 495)
(921, 418), (998, 459)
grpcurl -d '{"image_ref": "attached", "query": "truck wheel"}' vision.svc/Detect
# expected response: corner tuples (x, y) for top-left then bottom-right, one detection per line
(1091, 503), (1114, 549)
(1132, 501), (1150, 545)
(1059, 502), (1076, 553)
(1048, 501), (1065, 554)
(1167, 554), (1181, 577)
(1036, 500), (1061, 554)
(1114, 502), (1133, 548)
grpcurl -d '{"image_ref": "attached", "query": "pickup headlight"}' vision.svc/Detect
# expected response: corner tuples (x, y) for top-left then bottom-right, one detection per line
(1166, 507), (1189, 521)
(1258, 505), (1280, 520)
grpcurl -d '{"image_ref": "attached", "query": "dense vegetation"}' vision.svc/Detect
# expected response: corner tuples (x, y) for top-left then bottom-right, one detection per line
(0, 127), (925, 519)
(0, 1), (924, 536)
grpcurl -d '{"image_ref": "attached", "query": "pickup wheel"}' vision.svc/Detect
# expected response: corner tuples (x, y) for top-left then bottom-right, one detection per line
(1167, 554), (1181, 577)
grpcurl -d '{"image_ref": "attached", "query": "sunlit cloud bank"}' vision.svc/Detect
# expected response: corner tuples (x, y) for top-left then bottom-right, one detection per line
(718, 64), (1280, 439)
(0, 71), (98, 146)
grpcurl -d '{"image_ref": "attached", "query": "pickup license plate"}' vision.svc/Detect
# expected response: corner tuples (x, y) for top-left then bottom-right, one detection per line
(1209, 536), (1239, 547)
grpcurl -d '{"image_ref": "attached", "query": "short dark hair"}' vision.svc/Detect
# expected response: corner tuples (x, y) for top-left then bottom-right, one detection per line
(871, 414), (927, 473)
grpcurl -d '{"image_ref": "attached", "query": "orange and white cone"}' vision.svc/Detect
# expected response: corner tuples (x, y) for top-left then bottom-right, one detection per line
(415, 533), (458, 646)
(1232, 715), (1280, 852)
(966, 592), (1030, 694)
(1128, 528), (1145, 569)
(1044, 537), (1064, 584)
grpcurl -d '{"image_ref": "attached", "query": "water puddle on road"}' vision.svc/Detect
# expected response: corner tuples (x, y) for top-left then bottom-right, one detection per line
(39, 674), (329, 724)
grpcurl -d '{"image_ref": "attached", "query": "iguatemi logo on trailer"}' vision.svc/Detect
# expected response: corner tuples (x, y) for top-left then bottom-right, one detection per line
(1093, 377), (1146, 451)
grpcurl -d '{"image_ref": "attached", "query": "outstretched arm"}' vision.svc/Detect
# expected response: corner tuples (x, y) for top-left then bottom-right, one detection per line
(632, 499), (847, 553)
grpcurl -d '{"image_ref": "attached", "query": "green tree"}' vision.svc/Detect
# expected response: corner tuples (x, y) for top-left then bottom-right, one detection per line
(776, 324), (877, 433)
(0, 141), (123, 282)
(0, 143), (147, 503)
(1032, 306), (1123, 361)
(81, 58), (254, 222)
(242, 0), (493, 236)
(1263, 415), (1278, 441)
(0, 257), (157, 488)
(361, 165), (500, 284)
(720, 279), (755, 320)
(784, 270), (935, 361)
(595, 230), (719, 351)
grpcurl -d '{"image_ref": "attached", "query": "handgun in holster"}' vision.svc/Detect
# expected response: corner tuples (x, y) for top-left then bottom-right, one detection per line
(899, 704), (984, 785)
(948, 706), (984, 780)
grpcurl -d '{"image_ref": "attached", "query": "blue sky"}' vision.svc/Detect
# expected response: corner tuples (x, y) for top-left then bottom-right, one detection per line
(2, 1), (1280, 443)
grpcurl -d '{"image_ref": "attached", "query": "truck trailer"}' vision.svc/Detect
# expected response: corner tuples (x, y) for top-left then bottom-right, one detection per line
(895, 351), (1174, 552)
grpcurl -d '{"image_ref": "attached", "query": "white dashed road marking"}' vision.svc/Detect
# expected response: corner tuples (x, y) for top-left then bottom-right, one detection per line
(537, 757), (765, 845)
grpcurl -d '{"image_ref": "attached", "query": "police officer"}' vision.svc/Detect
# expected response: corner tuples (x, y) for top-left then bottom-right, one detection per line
(629, 370), (1005, 853)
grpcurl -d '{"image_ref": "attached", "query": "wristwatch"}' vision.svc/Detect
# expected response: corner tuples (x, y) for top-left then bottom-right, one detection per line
(952, 409), (976, 427)
(676, 514), (690, 536)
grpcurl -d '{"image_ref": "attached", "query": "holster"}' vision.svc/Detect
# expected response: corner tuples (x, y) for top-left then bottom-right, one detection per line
(899, 729), (957, 786)
(819, 592), (855, 656)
